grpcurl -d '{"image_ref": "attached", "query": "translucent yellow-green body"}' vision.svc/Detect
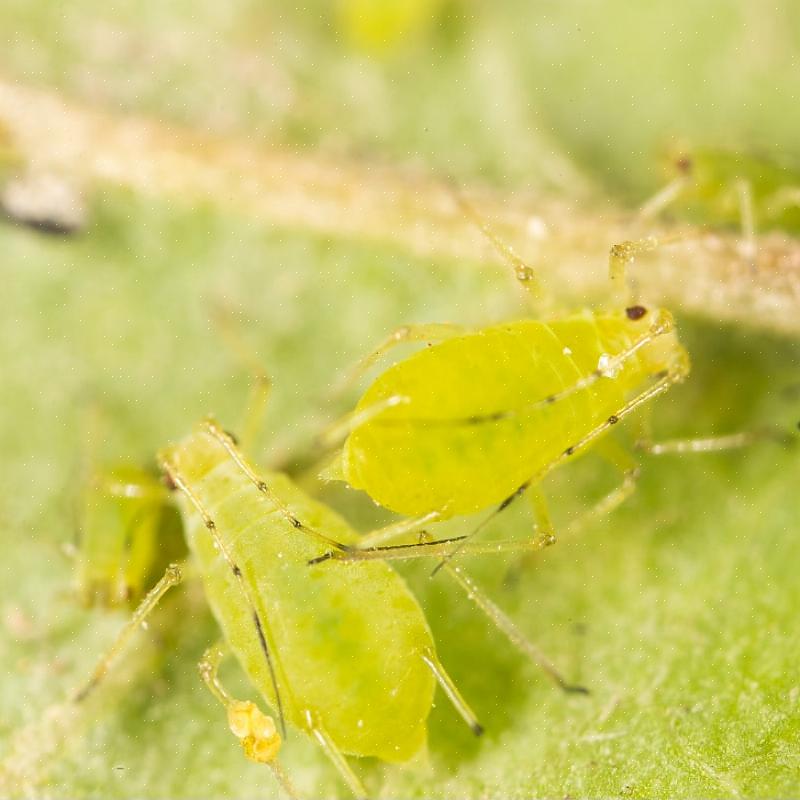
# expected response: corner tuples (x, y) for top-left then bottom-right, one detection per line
(160, 427), (437, 762)
(667, 146), (800, 234)
(338, 0), (450, 51)
(78, 465), (183, 606)
(341, 309), (688, 517)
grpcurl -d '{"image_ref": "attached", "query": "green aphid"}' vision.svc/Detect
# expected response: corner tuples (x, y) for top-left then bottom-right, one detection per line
(642, 144), (800, 239)
(320, 198), (765, 572)
(337, 0), (451, 52)
(59, 407), (557, 799)
(77, 464), (184, 607)
(336, 307), (686, 519)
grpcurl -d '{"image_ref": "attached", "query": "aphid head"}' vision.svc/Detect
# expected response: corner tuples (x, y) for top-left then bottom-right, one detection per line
(674, 153), (693, 176)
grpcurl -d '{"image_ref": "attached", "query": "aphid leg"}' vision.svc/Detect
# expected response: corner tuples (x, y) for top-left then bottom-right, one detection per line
(563, 438), (640, 538)
(356, 511), (444, 549)
(451, 188), (546, 302)
(636, 176), (689, 220)
(420, 648), (484, 736)
(631, 405), (790, 455)
(735, 178), (758, 271)
(526, 484), (557, 548)
(433, 481), (558, 575)
(304, 710), (368, 800)
(331, 322), (466, 398)
(198, 641), (297, 799)
(71, 562), (184, 703)
(501, 485), (558, 584)
(424, 531), (587, 694)
(239, 371), (272, 452)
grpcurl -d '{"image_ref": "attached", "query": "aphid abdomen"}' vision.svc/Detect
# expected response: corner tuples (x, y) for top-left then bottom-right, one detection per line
(342, 315), (648, 517)
(162, 429), (437, 762)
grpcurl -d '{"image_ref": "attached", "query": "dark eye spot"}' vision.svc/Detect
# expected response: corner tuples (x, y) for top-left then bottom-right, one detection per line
(676, 155), (693, 174)
(224, 429), (239, 445)
(162, 473), (177, 491)
(625, 305), (647, 321)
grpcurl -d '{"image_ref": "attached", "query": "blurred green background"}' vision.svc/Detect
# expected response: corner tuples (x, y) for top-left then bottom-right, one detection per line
(1, 2), (799, 798)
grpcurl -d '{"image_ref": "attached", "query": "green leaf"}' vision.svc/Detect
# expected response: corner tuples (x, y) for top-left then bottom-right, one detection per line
(1, 2), (799, 798)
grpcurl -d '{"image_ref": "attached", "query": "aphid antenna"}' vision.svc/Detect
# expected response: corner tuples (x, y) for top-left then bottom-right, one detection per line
(159, 458), (289, 737)
(450, 186), (545, 300)
(203, 419), (352, 555)
(308, 534), (559, 565)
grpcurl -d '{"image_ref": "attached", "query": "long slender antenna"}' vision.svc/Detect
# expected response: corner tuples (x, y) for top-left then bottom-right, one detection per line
(161, 459), (288, 737)
(453, 189), (544, 298)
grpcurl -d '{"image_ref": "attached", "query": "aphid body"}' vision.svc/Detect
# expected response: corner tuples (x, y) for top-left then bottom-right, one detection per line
(338, 0), (451, 52)
(78, 464), (183, 607)
(160, 422), (438, 764)
(337, 307), (688, 518)
(647, 145), (800, 235)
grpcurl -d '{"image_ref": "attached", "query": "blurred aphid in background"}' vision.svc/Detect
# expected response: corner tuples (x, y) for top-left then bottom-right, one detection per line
(336, 0), (463, 52)
(641, 143), (800, 261)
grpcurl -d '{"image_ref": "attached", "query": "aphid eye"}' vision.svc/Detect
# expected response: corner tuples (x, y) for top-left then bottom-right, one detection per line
(625, 305), (647, 321)
(675, 155), (693, 174)
(162, 472), (177, 492)
(224, 429), (240, 445)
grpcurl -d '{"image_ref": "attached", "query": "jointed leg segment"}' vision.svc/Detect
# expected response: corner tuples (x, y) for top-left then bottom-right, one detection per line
(303, 710), (367, 800)
(631, 404), (789, 456)
(443, 563), (587, 694)
(71, 562), (184, 703)
(421, 648), (483, 736)
(199, 642), (297, 799)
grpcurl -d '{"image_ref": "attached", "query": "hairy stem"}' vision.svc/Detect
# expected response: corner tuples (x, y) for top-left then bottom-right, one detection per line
(2, 78), (799, 336)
